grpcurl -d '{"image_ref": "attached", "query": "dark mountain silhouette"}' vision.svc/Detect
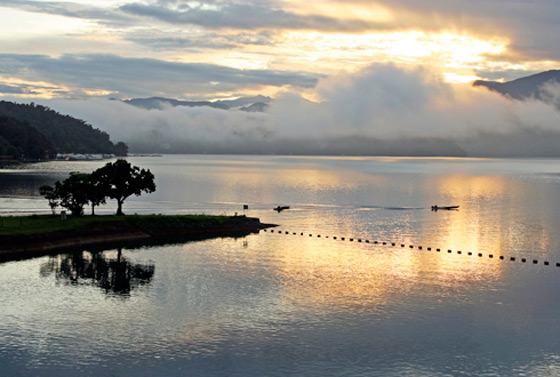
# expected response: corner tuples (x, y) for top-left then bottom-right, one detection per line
(473, 70), (560, 100)
(121, 95), (272, 112)
(0, 116), (55, 161)
(240, 102), (269, 112)
(122, 97), (229, 110)
(0, 101), (128, 156)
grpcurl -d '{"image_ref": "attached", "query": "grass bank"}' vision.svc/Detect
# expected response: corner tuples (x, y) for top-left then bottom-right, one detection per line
(0, 214), (274, 261)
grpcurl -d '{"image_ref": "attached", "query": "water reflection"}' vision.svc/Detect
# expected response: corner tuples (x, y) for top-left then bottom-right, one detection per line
(40, 249), (155, 296)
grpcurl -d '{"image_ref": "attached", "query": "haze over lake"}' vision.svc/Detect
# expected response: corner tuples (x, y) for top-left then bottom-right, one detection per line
(1, 155), (560, 376)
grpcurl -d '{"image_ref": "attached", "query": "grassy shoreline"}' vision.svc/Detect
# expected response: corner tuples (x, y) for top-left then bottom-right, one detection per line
(0, 214), (275, 262)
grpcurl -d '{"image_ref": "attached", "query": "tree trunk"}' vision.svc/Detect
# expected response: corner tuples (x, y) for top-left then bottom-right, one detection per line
(116, 199), (124, 216)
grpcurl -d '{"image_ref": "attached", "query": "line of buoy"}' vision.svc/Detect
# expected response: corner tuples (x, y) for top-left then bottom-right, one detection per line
(261, 228), (557, 268)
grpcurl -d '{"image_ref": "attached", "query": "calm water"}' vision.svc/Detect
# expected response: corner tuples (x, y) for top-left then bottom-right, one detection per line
(1, 155), (560, 376)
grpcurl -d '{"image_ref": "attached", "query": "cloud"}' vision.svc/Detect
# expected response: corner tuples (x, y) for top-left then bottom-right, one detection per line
(20, 63), (560, 157)
(0, 0), (133, 26)
(0, 53), (321, 98)
(119, 0), (379, 31)
(126, 29), (277, 51)
(371, 0), (560, 62)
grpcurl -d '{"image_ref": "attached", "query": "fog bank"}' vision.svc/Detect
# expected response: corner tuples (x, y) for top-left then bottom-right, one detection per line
(26, 63), (560, 157)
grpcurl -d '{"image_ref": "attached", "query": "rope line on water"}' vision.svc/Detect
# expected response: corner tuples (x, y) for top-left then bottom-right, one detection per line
(262, 229), (558, 268)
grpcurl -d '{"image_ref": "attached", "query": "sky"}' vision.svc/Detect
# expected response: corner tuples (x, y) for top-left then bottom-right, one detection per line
(1, 0), (560, 155)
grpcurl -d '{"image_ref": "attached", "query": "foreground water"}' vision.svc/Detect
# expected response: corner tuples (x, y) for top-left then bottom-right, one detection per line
(1, 155), (560, 376)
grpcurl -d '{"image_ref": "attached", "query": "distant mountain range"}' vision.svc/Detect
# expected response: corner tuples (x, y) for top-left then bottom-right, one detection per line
(473, 70), (560, 101)
(120, 95), (272, 112)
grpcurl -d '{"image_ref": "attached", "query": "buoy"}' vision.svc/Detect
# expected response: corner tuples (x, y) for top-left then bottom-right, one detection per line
(374, 241), (378, 244)
(544, 261), (549, 265)
(511, 257), (516, 261)
(457, 251), (462, 254)
(317, 235), (321, 238)
(382, 242), (386, 245)
(533, 260), (538, 264)
(410, 245), (414, 248)
(521, 258), (526, 263)
(500, 256), (504, 260)
(427, 247), (431, 251)
(478, 253), (483, 257)
(418, 246), (422, 250)
(365, 240), (370, 243)
(334, 236), (337, 240)
(489, 254), (493, 258)
(437, 248), (441, 252)
(341, 237), (345, 241)
(401, 244), (405, 247)
(392, 243), (396, 246)
(358, 239), (362, 242)
(468, 252), (472, 256)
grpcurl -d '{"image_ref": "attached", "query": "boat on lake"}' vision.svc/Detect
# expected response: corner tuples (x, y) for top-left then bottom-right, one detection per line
(274, 206), (290, 212)
(431, 205), (459, 211)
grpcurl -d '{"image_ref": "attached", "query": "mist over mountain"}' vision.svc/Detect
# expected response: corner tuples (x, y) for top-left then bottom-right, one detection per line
(473, 70), (560, 101)
(14, 65), (560, 158)
(121, 95), (272, 112)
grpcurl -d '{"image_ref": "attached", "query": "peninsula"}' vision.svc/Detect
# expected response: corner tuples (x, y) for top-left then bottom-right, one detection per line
(0, 214), (275, 262)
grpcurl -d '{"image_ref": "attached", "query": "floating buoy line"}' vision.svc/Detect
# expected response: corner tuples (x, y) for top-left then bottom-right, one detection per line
(262, 228), (558, 268)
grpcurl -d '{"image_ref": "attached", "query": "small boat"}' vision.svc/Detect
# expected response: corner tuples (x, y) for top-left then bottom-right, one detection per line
(431, 205), (459, 211)
(274, 206), (290, 212)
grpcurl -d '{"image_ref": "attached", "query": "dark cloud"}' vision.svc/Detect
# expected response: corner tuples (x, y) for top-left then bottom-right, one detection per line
(0, 53), (320, 98)
(127, 30), (277, 51)
(0, 0), (133, 25)
(0, 85), (27, 94)
(119, 0), (379, 31)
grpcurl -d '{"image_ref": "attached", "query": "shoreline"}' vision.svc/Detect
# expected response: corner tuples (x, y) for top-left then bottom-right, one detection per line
(0, 214), (276, 262)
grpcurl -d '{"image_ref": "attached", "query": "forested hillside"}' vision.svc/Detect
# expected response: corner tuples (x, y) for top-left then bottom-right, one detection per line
(0, 116), (54, 161)
(0, 101), (127, 157)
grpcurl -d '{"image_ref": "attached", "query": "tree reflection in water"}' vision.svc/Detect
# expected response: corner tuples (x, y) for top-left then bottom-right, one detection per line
(41, 249), (155, 296)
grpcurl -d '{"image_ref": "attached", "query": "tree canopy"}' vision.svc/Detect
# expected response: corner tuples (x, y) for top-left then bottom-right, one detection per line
(92, 159), (156, 215)
(40, 160), (156, 216)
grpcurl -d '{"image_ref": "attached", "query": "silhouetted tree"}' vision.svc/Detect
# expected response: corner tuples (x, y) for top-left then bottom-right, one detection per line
(87, 174), (107, 216)
(55, 172), (91, 216)
(93, 159), (156, 215)
(39, 184), (59, 215)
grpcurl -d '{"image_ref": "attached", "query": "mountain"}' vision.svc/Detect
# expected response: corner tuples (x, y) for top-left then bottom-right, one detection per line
(122, 97), (229, 110)
(121, 95), (272, 112)
(0, 116), (55, 161)
(0, 101), (128, 156)
(473, 70), (560, 100)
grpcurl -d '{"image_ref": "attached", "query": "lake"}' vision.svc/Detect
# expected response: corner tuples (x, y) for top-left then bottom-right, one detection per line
(1, 155), (560, 376)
